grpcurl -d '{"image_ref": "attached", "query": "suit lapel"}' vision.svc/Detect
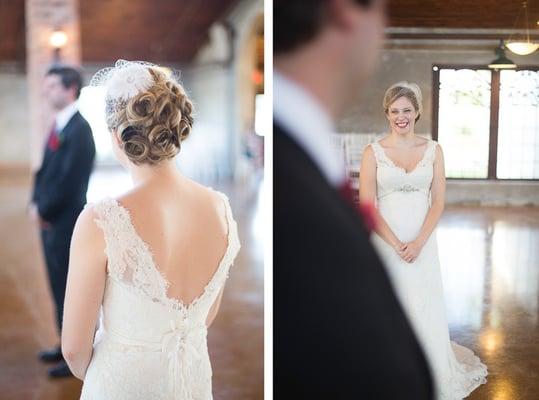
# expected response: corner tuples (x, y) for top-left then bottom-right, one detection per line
(58, 111), (80, 140)
(275, 123), (362, 225)
(39, 112), (81, 172)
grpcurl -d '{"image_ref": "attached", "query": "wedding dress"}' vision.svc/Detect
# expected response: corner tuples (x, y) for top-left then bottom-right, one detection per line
(369, 138), (487, 399)
(79, 190), (240, 400)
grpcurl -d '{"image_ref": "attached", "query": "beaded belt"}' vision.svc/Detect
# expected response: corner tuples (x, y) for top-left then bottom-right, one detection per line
(378, 184), (428, 199)
(397, 184), (420, 193)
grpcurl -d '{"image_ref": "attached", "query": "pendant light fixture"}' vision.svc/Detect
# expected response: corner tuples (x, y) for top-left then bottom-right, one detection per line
(488, 40), (517, 69)
(506, 1), (539, 55)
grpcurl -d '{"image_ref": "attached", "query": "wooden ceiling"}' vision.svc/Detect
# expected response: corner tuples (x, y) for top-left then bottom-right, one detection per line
(79, 0), (239, 63)
(0, 0), (239, 65)
(2, 0), (539, 65)
(387, 0), (539, 29)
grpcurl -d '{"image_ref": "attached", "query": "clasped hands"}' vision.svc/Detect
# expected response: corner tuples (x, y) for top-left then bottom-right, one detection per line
(393, 239), (424, 263)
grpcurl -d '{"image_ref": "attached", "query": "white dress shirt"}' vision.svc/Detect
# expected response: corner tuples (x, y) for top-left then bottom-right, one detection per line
(55, 101), (79, 133)
(273, 71), (346, 187)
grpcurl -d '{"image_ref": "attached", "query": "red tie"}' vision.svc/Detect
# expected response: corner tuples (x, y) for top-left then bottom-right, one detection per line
(47, 122), (59, 151)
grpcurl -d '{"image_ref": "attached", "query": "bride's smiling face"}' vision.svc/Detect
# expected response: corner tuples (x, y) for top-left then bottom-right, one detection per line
(386, 96), (418, 135)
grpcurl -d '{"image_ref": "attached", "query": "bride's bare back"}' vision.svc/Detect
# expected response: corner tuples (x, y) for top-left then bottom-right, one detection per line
(117, 177), (230, 307)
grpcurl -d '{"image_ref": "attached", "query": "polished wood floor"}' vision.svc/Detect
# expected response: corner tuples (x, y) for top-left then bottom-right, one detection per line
(1, 167), (538, 399)
(439, 205), (539, 400)
(0, 168), (264, 400)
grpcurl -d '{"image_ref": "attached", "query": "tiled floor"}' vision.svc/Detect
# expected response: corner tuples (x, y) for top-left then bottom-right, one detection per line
(0, 167), (264, 400)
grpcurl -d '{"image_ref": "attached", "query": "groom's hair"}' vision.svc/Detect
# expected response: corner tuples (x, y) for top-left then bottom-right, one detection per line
(46, 66), (83, 99)
(274, 0), (375, 54)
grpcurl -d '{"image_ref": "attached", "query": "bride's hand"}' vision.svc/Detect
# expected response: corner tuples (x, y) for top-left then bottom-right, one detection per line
(400, 240), (423, 263)
(393, 241), (407, 256)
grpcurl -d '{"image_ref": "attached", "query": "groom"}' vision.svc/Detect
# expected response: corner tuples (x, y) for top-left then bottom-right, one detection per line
(274, 0), (434, 398)
(30, 66), (95, 378)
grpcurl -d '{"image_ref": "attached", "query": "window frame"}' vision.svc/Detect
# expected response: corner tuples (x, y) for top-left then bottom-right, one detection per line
(432, 64), (539, 181)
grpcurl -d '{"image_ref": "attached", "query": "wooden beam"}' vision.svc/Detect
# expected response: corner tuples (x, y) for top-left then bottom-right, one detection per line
(388, 33), (539, 41)
(488, 71), (500, 180)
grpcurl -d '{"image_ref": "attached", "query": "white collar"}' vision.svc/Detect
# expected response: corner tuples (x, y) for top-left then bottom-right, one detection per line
(55, 101), (79, 132)
(273, 71), (345, 186)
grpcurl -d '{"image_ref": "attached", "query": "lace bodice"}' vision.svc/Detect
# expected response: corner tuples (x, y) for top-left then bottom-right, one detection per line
(79, 190), (241, 400)
(370, 138), (438, 201)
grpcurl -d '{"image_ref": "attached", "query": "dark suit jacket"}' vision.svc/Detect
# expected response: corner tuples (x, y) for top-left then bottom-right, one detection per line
(32, 111), (96, 242)
(274, 123), (434, 399)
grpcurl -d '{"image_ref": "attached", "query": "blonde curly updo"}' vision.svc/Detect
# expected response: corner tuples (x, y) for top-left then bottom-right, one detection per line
(382, 81), (422, 123)
(106, 68), (194, 166)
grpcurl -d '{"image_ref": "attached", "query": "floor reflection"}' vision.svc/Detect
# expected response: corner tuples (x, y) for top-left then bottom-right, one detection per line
(438, 206), (539, 400)
(491, 221), (538, 324)
(438, 225), (486, 330)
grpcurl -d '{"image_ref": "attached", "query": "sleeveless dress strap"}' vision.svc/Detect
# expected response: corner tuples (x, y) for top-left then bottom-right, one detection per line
(425, 140), (438, 165)
(91, 197), (132, 280)
(370, 140), (391, 167)
(198, 190), (241, 306)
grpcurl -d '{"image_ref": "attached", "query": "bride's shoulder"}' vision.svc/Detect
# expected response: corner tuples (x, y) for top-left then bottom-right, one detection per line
(73, 202), (108, 246)
(364, 135), (385, 153)
(80, 198), (124, 231)
(203, 186), (231, 213)
(82, 198), (112, 218)
(420, 136), (442, 151)
(423, 138), (444, 162)
(423, 136), (439, 145)
(184, 178), (227, 203)
(82, 194), (139, 233)
(427, 137), (443, 151)
(363, 142), (375, 154)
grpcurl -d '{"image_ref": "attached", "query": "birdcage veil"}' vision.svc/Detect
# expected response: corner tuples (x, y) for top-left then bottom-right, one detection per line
(89, 59), (182, 130)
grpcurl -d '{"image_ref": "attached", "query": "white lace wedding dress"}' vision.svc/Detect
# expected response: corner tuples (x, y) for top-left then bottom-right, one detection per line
(369, 138), (487, 400)
(79, 191), (240, 400)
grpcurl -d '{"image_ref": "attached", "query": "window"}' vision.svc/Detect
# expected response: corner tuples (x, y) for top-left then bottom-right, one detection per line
(433, 66), (539, 180)
(497, 70), (539, 179)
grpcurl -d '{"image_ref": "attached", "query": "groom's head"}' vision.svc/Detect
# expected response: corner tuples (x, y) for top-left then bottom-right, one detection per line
(274, 0), (386, 115)
(43, 66), (83, 111)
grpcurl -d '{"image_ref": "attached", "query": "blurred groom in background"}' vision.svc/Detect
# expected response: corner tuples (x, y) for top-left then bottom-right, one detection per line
(29, 65), (95, 378)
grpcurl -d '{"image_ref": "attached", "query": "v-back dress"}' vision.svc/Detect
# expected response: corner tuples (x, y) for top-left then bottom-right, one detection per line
(79, 191), (240, 400)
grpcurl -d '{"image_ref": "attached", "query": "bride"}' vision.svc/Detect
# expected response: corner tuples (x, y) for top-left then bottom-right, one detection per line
(60, 60), (240, 399)
(359, 82), (487, 399)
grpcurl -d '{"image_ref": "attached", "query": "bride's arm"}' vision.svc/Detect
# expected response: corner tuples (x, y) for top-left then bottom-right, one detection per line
(401, 144), (446, 263)
(62, 206), (107, 380)
(359, 145), (406, 254)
